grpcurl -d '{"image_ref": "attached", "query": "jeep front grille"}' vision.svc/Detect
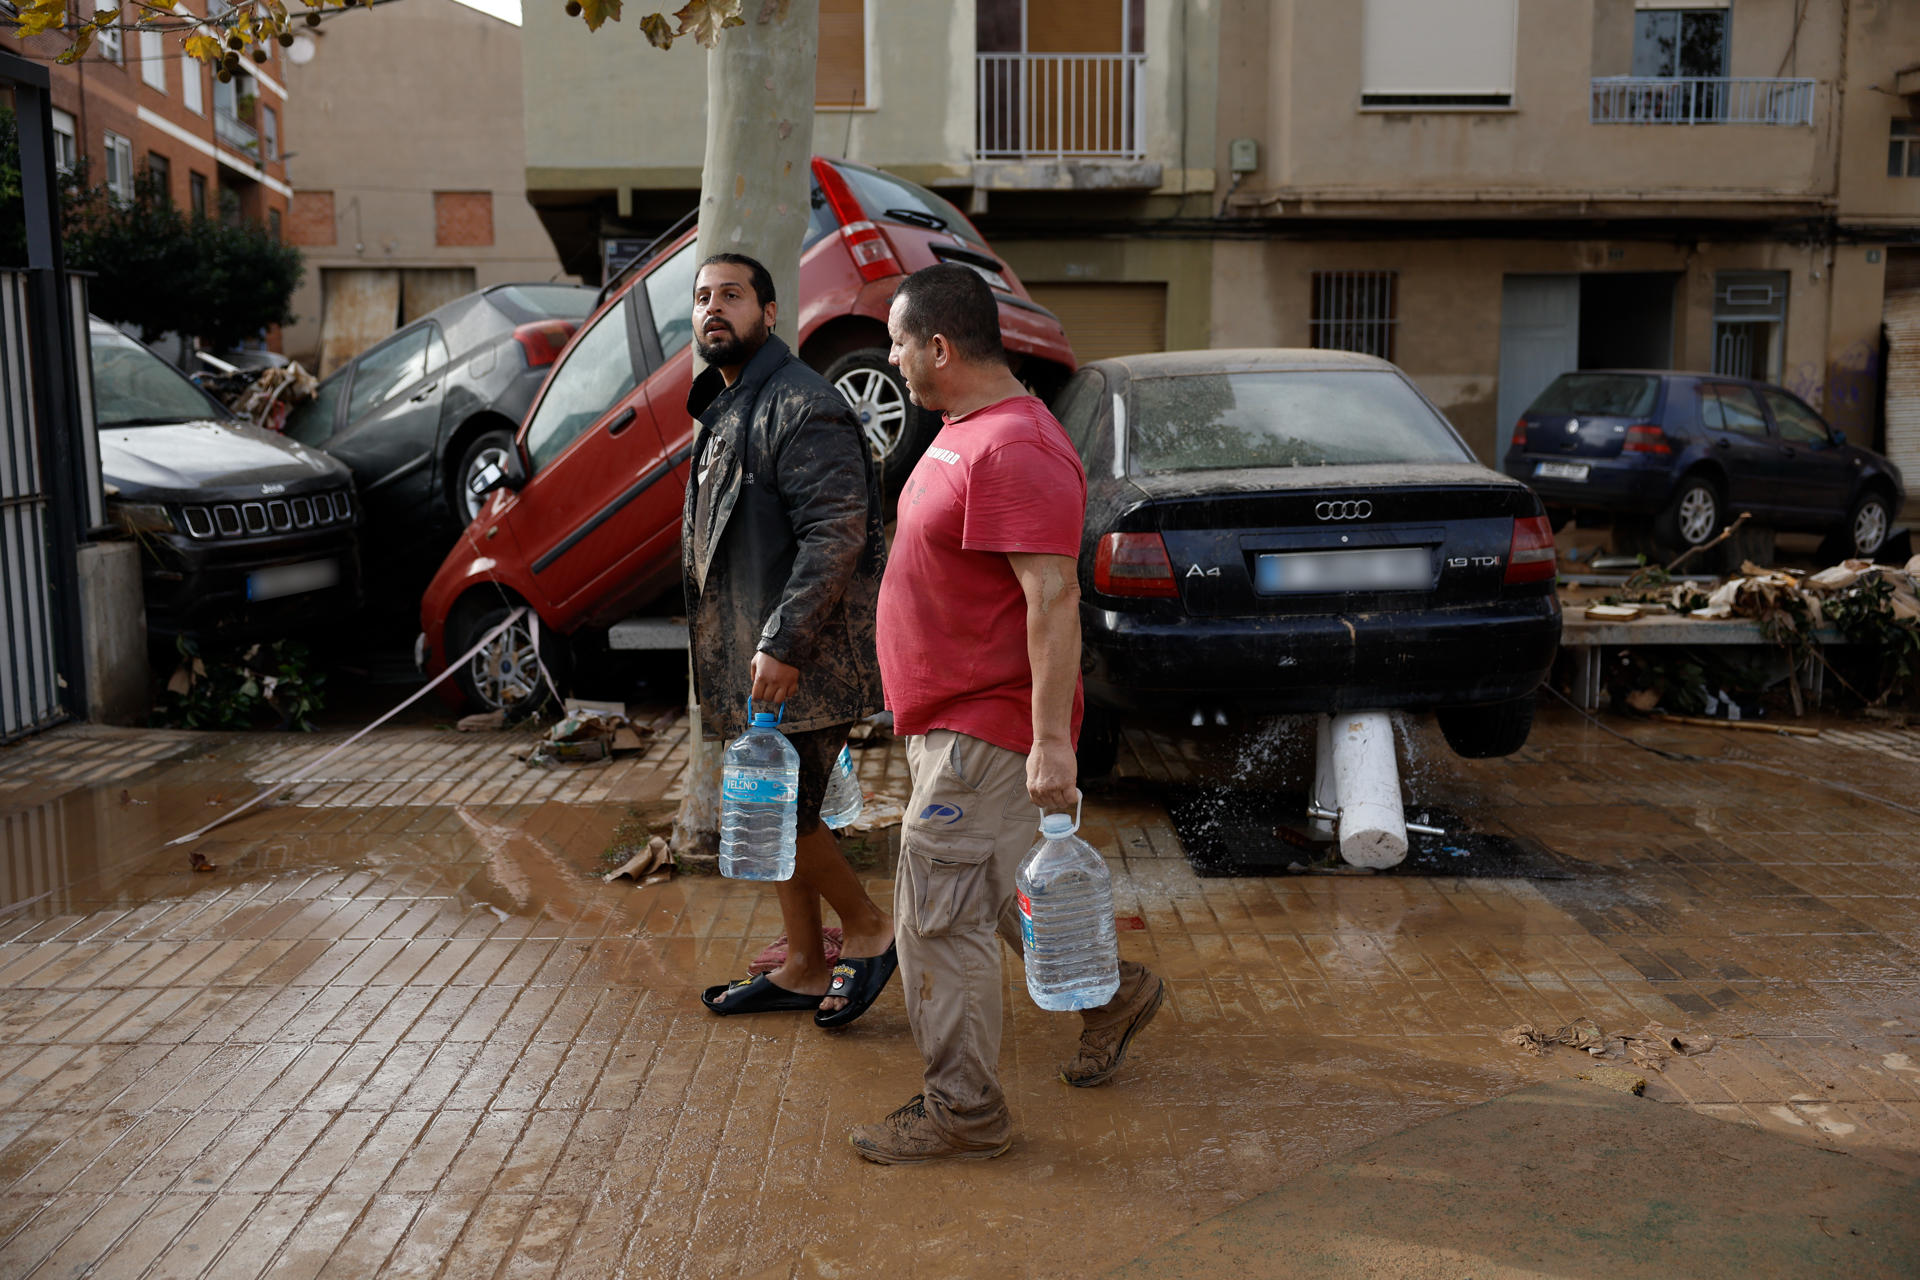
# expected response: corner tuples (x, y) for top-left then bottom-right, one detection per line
(177, 488), (354, 540)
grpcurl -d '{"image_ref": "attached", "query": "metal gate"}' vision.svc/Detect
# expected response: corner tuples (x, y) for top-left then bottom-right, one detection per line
(1, 271), (63, 743)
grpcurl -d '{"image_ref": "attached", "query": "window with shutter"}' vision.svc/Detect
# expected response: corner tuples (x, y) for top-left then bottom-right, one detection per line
(817, 0), (866, 108)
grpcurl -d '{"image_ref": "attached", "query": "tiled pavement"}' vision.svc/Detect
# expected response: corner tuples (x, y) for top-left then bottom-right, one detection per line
(0, 708), (1915, 1277)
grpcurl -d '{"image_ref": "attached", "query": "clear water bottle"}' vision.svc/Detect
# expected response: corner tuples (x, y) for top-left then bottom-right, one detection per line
(1016, 806), (1120, 1011)
(820, 744), (863, 830)
(719, 710), (799, 881)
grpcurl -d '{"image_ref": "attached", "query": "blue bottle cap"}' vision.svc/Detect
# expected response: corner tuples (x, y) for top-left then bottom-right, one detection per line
(750, 711), (780, 728)
(1038, 813), (1077, 839)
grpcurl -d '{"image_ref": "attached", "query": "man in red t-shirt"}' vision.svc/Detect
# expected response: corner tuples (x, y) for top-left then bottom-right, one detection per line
(849, 266), (1164, 1166)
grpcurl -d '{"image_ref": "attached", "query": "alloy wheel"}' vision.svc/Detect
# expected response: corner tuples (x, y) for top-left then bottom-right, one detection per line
(833, 366), (909, 462)
(461, 444), (512, 524)
(466, 618), (544, 712)
(1676, 485), (1718, 545)
(1853, 498), (1889, 558)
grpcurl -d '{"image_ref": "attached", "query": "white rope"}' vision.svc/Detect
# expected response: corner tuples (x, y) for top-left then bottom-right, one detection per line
(164, 605), (528, 848)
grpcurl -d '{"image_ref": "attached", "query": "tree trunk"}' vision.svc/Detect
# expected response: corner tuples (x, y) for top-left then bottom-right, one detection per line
(671, 2), (820, 865)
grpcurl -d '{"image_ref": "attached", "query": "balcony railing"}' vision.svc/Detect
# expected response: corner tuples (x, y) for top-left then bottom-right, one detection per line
(1590, 76), (1815, 126)
(213, 110), (258, 156)
(977, 52), (1147, 160)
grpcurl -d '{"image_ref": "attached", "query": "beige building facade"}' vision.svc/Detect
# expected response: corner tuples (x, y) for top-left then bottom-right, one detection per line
(283, 0), (570, 373)
(520, 0), (1920, 470)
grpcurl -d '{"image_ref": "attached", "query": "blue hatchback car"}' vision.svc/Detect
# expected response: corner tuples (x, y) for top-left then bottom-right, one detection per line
(1504, 370), (1906, 561)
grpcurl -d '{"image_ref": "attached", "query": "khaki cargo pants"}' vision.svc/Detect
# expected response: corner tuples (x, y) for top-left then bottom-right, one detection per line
(895, 730), (1154, 1147)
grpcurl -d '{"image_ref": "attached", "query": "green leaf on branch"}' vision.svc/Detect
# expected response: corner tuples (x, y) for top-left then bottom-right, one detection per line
(639, 11), (675, 47)
(578, 0), (621, 31)
(675, 0), (744, 49)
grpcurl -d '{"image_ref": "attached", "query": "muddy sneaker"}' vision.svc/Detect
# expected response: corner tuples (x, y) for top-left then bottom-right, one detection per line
(848, 1095), (1013, 1165)
(1060, 973), (1165, 1088)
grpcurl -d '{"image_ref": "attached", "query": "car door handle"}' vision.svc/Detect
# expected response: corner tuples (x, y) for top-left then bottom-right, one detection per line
(1713, 438), (1730, 450)
(1780, 446), (1796, 458)
(607, 406), (637, 436)
(409, 382), (439, 402)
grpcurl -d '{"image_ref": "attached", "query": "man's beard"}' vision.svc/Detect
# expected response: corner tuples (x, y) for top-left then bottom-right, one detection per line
(695, 318), (768, 368)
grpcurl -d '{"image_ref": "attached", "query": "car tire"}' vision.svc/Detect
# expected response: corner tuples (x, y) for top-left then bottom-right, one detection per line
(1839, 488), (1894, 562)
(454, 429), (516, 527)
(823, 349), (939, 497)
(1654, 474), (1725, 555)
(450, 603), (567, 715)
(1436, 696), (1536, 759)
(1077, 706), (1122, 782)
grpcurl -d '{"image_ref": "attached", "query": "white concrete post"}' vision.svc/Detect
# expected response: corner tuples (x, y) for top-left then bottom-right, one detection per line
(1329, 711), (1409, 869)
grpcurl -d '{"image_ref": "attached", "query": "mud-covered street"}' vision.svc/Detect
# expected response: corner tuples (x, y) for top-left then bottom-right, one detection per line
(1, 708), (1917, 1276)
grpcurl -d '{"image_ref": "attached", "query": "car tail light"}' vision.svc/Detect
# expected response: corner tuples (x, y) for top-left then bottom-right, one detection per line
(1510, 418), (1528, 448)
(1094, 532), (1180, 598)
(513, 321), (575, 368)
(812, 157), (903, 283)
(1622, 424), (1671, 455)
(1504, 515), (1558, 585)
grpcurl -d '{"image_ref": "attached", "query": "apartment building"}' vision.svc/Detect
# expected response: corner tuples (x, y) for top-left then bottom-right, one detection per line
(10, 4), (292, 253)
(281, 0), (570, 374)
(520, 0), (1920, 471)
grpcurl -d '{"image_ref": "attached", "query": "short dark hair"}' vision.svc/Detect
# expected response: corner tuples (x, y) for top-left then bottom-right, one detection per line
(891, 264), (1006, 366)
(698, 253), (776, 308)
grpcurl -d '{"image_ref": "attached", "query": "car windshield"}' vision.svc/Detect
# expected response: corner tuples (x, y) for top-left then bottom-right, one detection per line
(830, 161), (990, 248)
(1127, 370), (1471, 473)
(90, 325), (227, 427)
(486, 284), (597, 324)
(1527, 373), (1660, 417)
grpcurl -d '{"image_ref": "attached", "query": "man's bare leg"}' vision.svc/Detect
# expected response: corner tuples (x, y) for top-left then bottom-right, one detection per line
(786, 825), (892, 1015)
(713, 826), (889, 1006)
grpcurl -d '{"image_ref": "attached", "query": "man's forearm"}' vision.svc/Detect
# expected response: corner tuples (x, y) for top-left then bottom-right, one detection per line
(1014, 554), (1081, 745)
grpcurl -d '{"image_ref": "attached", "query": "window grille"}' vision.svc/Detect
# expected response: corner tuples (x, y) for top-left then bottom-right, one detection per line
(1310, 271), (1398, 361)
(1890, 121), (1920, 178)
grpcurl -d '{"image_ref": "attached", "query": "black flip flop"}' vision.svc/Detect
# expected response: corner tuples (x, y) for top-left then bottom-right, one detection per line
(701, 972), (821, 1015)
(815, 942), (899, 1029)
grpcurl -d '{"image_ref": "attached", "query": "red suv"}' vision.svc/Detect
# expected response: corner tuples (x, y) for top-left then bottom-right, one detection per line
(420, 157), (1077, 710)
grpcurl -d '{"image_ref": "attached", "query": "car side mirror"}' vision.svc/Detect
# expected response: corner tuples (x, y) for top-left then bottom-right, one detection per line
(1831, 429), (1847, 446)
(474, 447), (527, 500)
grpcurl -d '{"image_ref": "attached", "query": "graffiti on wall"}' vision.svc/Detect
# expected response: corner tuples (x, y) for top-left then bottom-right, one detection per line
(1784, 341), (1880, 431)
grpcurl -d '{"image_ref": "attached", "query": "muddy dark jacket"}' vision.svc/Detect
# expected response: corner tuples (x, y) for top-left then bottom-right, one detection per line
(683, 334), (886, 739)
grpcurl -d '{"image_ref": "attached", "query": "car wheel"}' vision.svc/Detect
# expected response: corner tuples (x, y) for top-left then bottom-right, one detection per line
(1655, 475), (1724, 552)
(1077, 706), (1121, 782)
(823, 349), (938, 495)
(1845, 489), (1893, 561)
(1435, 696), (1536, 759)
(455, 430), (515, 527)
(451, 603), (566, 714)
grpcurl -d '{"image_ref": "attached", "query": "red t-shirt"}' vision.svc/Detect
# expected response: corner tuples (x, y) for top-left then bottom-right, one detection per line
(877, 394), (1085, 754)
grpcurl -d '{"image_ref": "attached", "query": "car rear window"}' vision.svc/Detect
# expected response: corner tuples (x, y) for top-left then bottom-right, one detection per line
(829, 161), (989, 248)
(1527, 373), (1660, 417)
(486, 285), (597, 324)
(1127, 370), (1472, 474)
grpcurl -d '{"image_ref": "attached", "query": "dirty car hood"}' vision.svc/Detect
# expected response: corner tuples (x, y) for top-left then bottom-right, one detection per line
(1122, 461), (1527, 499)
(100, 419), (352, 501)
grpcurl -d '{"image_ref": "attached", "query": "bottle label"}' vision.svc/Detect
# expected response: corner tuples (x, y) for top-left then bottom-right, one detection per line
(723, 773), (798, 805)
(1017, 890), (1035, 951)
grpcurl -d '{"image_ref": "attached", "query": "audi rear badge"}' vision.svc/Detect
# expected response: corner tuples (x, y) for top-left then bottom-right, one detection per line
(1315, 500), (1372, 521)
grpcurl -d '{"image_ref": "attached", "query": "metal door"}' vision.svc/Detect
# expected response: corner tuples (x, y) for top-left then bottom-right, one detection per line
(1496, 275), (1580, 455)
(1, 271), (63, 742)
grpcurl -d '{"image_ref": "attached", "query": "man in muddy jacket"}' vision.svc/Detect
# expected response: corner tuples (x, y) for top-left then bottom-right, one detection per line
(683, 252), (898, 1027)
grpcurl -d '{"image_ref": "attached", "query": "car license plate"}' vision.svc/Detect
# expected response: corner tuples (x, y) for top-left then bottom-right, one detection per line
(1534, 461), (1590, 481)
(1255, 548), (1430, 594)
(247, 559), (339, 602)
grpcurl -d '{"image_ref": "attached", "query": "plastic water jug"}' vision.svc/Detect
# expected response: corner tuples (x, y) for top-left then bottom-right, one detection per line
(719, 710), (799, 881)
(820, 744), (863, 830)
(1016, 805), (1120, 1011)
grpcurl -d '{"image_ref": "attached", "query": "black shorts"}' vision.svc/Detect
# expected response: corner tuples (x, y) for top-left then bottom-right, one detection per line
(787, 723), (854, 836)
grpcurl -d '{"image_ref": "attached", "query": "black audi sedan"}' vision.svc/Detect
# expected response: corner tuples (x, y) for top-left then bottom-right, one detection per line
(91, 320), (361, 638)
(1053, 350), (1562, 774)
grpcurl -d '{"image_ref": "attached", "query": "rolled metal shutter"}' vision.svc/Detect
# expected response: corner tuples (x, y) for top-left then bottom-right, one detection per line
(1883, 286), (1920, 489)
(1027, 282), (1167, 363)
